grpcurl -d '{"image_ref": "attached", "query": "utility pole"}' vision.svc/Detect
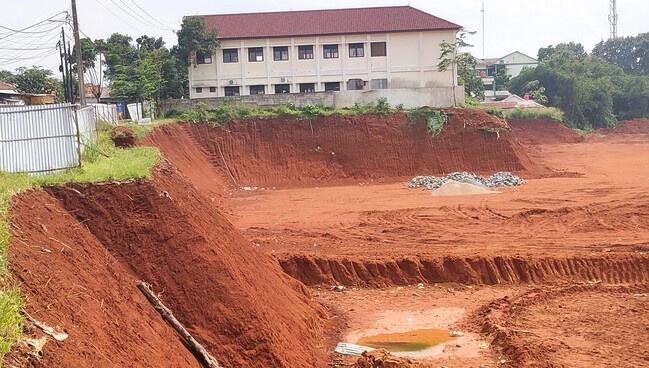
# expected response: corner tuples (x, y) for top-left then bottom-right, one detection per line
(61, 27), (72, 103)
(481, 1), (485, 59)
(57, 39), (68, 103)
(71, 0), (86, 105)
(609, 0), (618, 39)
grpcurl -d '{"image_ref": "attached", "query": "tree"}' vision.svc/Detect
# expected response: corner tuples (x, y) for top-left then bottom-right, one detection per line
(438, 29), (483, 103)
(0, 70), (15, 84)
(175, 16), (219, 67)
(538, 42), (587, 61)
(522, 80), (548, 104)
(592, 33), (649, 76)
(12, 66), (62, 95)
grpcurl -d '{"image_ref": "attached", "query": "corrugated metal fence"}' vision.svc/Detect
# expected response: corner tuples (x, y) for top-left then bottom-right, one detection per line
(91, 103), (118, 125)
(0, 103), (97, 174)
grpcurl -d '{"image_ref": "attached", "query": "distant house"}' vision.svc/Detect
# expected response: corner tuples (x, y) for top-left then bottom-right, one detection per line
(481, 94), (544, 109)
(187, 6), (462, 98)
(0, 81), (23, 105)
(477, 51), (539, 99)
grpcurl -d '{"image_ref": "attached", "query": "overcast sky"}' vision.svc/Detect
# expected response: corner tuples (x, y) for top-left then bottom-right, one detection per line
(1, 0), (648, 74)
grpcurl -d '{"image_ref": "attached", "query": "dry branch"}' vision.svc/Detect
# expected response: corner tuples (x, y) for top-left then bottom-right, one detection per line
(137, 281), (223, 368)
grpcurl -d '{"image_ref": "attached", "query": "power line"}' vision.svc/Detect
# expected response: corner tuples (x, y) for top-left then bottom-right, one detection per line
(92, 0), (145, 34)
(115, 0), (173, 31)
(127, 0), (174, 31)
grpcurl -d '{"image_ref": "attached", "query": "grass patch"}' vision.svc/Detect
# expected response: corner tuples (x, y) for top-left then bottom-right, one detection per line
(407, 107), (450, 137)
(0, 125), (161, 359)
(504, 107), (564, 122)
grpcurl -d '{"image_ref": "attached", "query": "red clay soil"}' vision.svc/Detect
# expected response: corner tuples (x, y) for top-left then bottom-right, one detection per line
(605, 118), (649, 135)
(507, 119), (584, 145)
(141, 124), (230, 209)
(8, 190), (200, 368)
(476, 284), (649, 367)
(9, 162), (329, 367)
(181, 109), (551, 188)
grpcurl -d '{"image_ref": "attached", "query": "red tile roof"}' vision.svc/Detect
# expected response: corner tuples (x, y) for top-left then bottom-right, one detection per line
(0, 81), (16, 91)
(201, 6), (461, 40)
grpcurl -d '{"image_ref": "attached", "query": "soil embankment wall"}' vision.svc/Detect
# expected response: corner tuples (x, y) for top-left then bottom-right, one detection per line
(279, 254), (649, 287)
(181, 110), (550, 188)
(9, 163), (328, 367)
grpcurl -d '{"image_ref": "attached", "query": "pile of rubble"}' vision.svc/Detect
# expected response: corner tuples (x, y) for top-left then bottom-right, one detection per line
(408, 171), (524, 190)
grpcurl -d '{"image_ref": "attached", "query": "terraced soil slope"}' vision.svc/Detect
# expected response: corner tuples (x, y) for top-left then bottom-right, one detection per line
(9, 162), (327, 367)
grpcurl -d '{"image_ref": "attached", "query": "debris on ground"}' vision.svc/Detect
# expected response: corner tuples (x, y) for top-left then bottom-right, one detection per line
(449, 331), (464, 337)
(335, 342), (375, 356)
(431, 181), (494, 196)
(408, 171), (524, 191)
(353, 349), (423, 368)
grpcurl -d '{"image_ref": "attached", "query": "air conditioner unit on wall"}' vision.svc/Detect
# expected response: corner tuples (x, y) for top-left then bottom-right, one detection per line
(280, 77), (287, 83)
(229, 80), (235, 85)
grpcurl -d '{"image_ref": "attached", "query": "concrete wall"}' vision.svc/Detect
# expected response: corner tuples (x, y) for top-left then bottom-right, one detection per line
(333, 87), (465, 109)
(189, 29), (458, 98)
(160, 92), (334, 115)
(160, 87), (464, 115)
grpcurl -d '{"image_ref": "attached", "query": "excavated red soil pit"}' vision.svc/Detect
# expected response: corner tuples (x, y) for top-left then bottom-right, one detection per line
(8, 162), (329, 367)
(10, 110), (649, 367)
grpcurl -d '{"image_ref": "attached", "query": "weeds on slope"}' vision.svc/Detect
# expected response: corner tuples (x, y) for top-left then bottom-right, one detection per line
(0, 126), (160, 359)
(172, 97), (399, 125)
(504, 107), (564, 122)
(407, 107), (450, 137)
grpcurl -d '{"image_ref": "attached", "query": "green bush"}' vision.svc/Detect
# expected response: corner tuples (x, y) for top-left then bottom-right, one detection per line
(482, 106), (505, 119)
(407, 107), (450, 137)
(374, 97), (391, 115)
(504, 107), (564, 122)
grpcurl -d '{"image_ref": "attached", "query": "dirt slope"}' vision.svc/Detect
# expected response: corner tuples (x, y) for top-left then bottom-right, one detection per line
(508, 119), (584, 145)
(8, 190), (200, 368)
(180, 110), (550, 188)
(10, 162), (328, 367)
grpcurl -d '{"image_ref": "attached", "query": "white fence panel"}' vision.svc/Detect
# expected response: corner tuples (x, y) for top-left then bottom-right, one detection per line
(0, 104), (80, 174)
(76, 106), (98, 151)
(91, 103), (118, 125)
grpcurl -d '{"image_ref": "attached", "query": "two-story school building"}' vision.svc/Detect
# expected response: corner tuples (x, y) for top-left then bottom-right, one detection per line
(188, 6), (461, 99)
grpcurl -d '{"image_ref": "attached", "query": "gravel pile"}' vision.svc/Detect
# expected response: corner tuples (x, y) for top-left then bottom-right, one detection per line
(408, 171), (524, 190)
(486, 172), (525, 187)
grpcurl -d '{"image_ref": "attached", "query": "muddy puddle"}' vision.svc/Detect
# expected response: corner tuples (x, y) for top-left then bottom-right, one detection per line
(357, 328), (457, 357)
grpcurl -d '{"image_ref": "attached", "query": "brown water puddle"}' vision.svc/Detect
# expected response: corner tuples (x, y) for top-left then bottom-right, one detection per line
(357, 329), (457, 356)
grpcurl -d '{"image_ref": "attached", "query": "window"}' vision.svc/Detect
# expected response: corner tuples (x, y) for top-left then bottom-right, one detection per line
(223, 49), (238, 63)
(273, 46), (289, 61)
(275, 84), (290, 94)
(196, 52), (212, 64)
(224, 86), (240, 96)
(349, 43), (364, 58)
(195, 87), (203, 93)
(209, 87), (216, 93)
(299, 83), (315, 93)
(248, 47), (264, 62)
(347, 79), (365, 91)
(370, 42), (387, 57)
(323, 44), (339, 59)
(250, 85), (265, 95)
(298, 45), (313, 60)
(370, 79), (388, 89)
(324, 82), (340, 92)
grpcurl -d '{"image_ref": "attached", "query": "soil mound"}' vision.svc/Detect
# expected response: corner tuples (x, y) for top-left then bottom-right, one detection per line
(430, 181), (494, 196)
(606, 118), (649, 135)
(8, 191), (200, 368)
(171, 109), (550, 188)
(110, 126), (136, 147)
(10, 162), (328, 367)
(508, 119), (584, 145)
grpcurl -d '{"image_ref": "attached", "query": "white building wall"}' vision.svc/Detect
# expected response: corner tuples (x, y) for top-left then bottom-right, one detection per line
(189, 29), (458, 98)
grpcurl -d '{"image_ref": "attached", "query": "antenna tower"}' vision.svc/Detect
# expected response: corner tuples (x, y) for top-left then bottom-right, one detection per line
(609, 0), (618, 39)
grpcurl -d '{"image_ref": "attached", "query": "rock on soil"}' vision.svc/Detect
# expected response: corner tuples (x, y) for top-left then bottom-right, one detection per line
(354, 349), (423, 368)
(409, 172), (524, 191)
(110, 126), (136, 147)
